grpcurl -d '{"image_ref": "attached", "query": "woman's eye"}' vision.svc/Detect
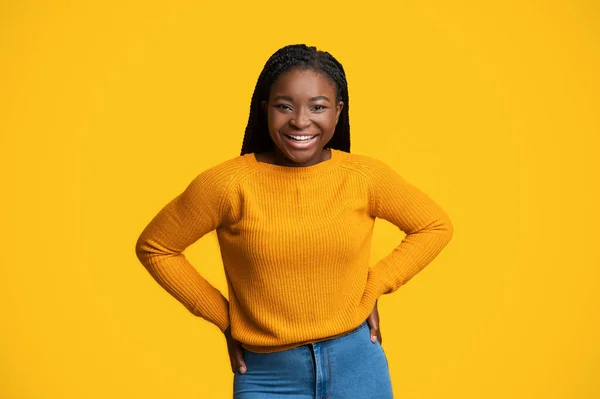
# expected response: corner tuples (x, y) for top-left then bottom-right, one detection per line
(274, 104), (327, 112)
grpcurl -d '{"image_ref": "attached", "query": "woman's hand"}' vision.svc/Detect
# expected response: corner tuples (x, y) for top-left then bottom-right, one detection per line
(224, 326), (247, 374)
(366, 299), (383, 345)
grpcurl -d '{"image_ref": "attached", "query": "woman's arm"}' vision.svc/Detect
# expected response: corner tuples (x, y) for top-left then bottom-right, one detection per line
(363, 159), (454, 304)
(134, 168), (232, 333)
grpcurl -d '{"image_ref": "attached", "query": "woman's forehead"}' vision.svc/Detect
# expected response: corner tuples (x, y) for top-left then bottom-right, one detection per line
(270, 69), (337, 96)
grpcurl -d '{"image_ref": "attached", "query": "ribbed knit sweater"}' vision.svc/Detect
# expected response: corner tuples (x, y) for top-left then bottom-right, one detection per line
(135, 148), (453, 353)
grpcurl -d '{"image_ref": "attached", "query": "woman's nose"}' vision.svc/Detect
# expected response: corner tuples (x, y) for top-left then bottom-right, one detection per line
(290, 108), (311, 128)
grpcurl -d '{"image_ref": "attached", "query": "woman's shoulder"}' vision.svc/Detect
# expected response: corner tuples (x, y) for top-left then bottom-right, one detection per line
(188, 153), (255, 190)
(338, 150), (397, 177)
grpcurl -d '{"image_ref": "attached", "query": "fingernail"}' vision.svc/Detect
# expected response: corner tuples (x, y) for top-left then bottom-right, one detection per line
(371, 336), (377, 343)
(239, 366), (246, 373)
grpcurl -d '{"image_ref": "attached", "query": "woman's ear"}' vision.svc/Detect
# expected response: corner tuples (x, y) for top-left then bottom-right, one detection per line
(336, 101), (344, 122)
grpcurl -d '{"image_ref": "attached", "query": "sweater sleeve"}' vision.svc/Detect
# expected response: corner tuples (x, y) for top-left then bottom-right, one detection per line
(363, 159), (454, 303)
(134, 166), (231, 333)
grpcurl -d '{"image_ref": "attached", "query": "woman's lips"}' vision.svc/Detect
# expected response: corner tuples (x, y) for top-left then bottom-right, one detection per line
(283, 134), (319, 149)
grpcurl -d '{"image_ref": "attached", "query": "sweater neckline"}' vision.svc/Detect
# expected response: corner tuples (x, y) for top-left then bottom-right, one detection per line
(245, 148), (343, 175)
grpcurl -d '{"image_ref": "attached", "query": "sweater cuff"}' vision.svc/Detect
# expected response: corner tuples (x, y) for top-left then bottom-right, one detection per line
(362, 268), (388, 307)
(216, 318), (230, 334)
(202, 295), (230, 334)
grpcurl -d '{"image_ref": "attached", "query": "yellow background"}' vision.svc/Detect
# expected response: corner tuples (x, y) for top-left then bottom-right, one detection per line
(1, 0), (598, 398)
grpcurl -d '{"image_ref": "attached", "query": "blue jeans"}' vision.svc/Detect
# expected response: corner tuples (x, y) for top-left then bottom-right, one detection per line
(233, 320), (393, 398)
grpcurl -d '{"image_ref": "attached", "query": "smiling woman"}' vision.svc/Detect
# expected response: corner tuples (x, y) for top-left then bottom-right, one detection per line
(135, 44), (453, 399)
(241, 44), (351, 168)
(258, 68), (343, 166)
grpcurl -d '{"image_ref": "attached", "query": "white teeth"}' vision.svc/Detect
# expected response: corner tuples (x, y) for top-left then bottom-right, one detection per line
(288, 135), (316, 141)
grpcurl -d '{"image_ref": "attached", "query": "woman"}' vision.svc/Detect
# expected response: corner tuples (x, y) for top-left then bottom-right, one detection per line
(135, 44), (454, 398)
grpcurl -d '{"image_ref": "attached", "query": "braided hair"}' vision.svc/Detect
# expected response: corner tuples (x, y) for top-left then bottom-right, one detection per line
(240, 44), (351, 155)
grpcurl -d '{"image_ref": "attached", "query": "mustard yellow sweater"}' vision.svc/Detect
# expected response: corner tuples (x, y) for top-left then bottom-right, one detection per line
(135, 149), (453, 353)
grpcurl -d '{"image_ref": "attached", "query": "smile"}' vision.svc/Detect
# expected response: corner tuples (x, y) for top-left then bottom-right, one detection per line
(283, 134), (319, 148)
(286, 134), (317, 141)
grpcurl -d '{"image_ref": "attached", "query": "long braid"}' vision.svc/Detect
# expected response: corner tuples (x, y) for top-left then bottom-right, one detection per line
(240, 44), (351, 155)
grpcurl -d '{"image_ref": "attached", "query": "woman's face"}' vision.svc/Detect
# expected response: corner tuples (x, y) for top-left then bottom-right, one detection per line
(261, 68), (344, 166)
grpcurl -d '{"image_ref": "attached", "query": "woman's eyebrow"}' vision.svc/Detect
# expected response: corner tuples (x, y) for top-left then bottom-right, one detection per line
(274, 95), (331, 103)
